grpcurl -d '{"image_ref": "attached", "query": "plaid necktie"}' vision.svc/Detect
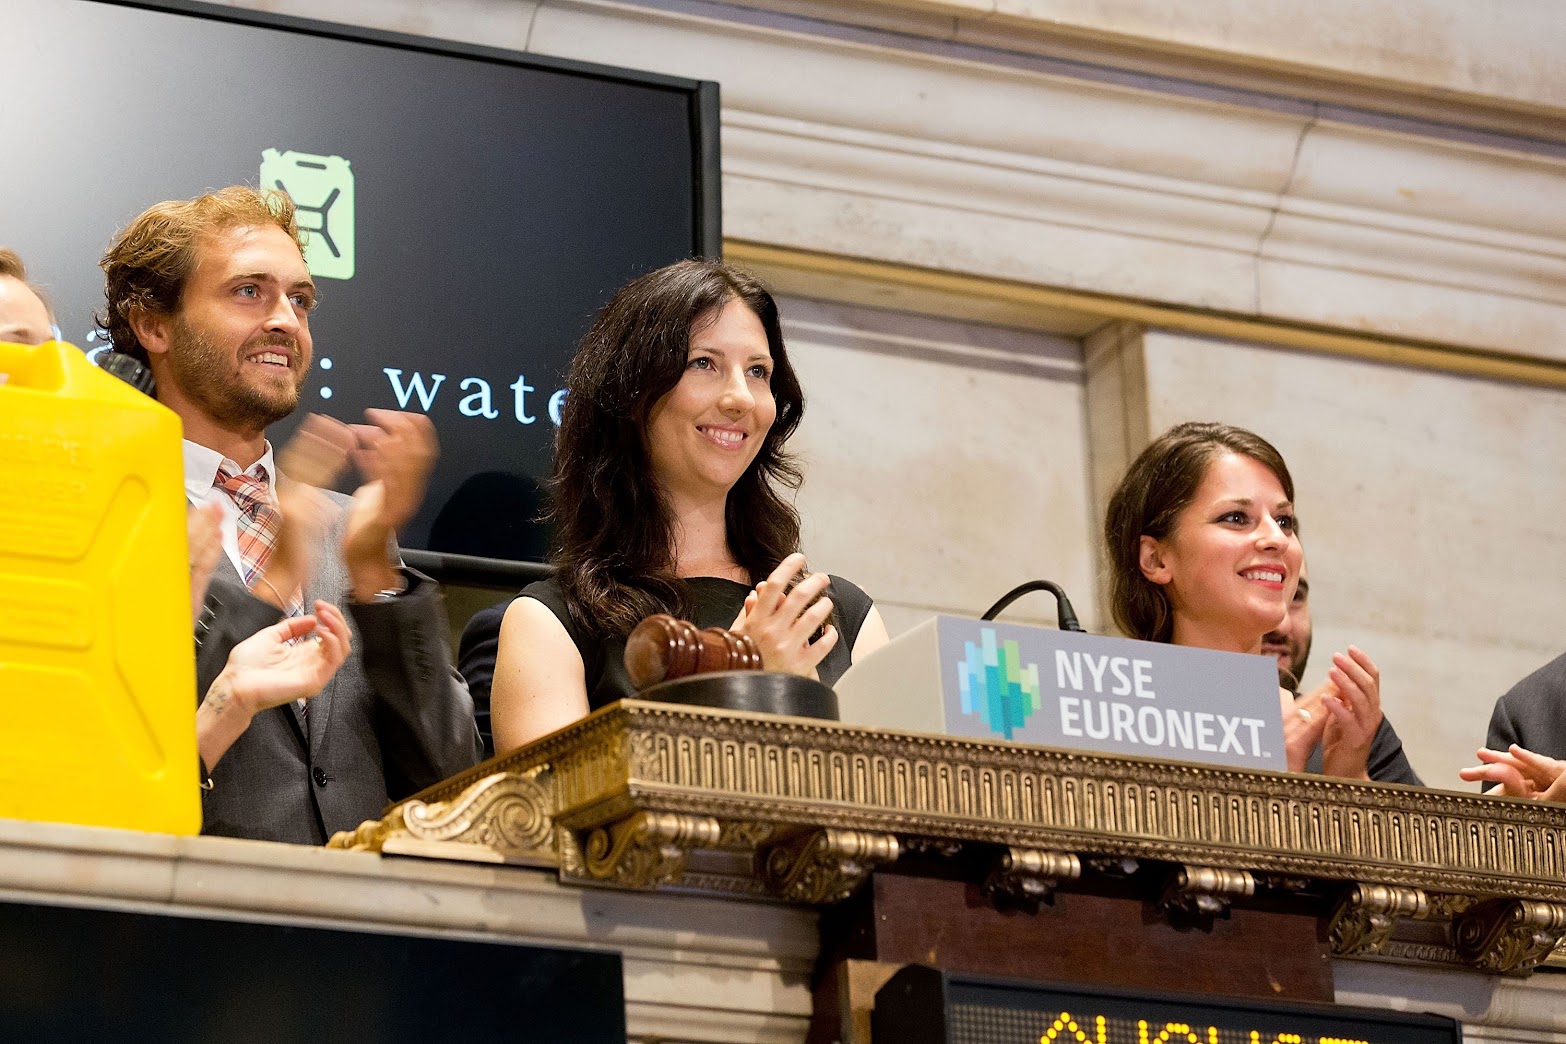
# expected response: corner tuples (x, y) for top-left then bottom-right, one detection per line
(215, 466), (281, 588)
(215, 465), (310, 720)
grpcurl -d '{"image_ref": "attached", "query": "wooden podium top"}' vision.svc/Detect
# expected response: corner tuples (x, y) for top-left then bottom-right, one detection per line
(332, 699), (1566, 976)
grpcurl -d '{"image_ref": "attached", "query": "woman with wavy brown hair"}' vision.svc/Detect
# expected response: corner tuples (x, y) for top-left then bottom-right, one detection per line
(489, 260), (888, 753)
(1104, 421), (1393, 781)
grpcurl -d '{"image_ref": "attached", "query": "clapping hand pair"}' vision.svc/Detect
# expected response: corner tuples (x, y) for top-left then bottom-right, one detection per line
(1280, 646), (1383, 778)
(730, 552), (837, 679)
(262, 409), (438, 606)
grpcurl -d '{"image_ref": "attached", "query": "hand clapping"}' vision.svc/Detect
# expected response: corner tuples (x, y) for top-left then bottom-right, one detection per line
(730, 552), (838, 679)
(343, 409), (438, 601)
(197, 600), (354, 770)
(1460, 744), (1566, 801)
(221, 601), (354, 713)
(1317, 646), (1383, 780)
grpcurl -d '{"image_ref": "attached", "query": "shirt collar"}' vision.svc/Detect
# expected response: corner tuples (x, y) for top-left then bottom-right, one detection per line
(183, 438), (278, 501)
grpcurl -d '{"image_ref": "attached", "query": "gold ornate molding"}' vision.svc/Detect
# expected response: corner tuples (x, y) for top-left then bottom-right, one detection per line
(367, 701), (1566, 974)
(1158, 864), (1255, 920)
(581, 811), (722, 890)
(983, 848), (1081, 911)
(763, 828), (900, 904)
(329, 770), (555, 865)
(1454, 899), (1566, 975)
(1329, 883), (1429, 957)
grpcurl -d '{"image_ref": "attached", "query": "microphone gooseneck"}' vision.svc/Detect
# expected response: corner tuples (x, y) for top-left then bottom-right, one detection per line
(980, 579), (1084, 632)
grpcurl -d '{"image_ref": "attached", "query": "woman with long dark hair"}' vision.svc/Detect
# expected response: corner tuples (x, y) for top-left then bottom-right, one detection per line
(1103, 421), (1404, 781)
(489, 260), (888, 753)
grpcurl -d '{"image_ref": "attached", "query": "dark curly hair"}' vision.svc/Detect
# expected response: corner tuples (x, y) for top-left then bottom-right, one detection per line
(1104, 421), (1295, 643)
(550, 259), (805, 639)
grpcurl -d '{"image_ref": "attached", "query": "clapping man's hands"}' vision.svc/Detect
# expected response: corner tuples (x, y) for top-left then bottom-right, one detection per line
(196, 602), (354, 770)
(342, 410), (438, 602)
(254, 414), (356, 610)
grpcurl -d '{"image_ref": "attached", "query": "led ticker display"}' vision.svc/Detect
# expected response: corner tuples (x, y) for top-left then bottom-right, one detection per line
(874, 968), (1461, 1044)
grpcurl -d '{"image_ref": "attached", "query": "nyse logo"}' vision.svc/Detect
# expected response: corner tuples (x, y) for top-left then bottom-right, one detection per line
(957, 627), (1041, 740)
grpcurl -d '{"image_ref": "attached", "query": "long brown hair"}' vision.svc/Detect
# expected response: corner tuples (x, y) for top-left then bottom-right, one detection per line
(550, 259), (805, 639)
(1104, 421), (1295, 642)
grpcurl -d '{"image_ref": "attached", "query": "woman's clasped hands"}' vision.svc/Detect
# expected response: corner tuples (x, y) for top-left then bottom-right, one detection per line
(731, 552), (838, 679)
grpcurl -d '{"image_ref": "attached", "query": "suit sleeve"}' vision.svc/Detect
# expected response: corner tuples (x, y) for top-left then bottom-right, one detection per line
(1486, 693), (1522, 755)
(1365, 717), (1423, 786)
(349, 567), (483, 797)
(194, 576), (286, 703)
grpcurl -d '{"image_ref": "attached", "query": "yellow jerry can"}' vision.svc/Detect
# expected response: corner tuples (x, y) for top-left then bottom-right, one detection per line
(0, 339), (199, 835)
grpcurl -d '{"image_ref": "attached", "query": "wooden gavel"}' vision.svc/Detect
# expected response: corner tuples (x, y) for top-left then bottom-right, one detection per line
(624, 614), (764, 690)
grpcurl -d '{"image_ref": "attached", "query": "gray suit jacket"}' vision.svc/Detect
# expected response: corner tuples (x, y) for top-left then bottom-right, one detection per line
(194, 490), (481, 845)
(1486, 651), (1566, 760)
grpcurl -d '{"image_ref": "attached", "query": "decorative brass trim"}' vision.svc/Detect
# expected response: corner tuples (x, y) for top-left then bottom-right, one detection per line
(377, 702), (1566, 975)
(1158, 864), (1255, 920)
(1329, 883), (1429, 957)
(983, 848), (1081, 910)
(581, 811), (722, 889)
(1454, 899), (1566, 975)
(762, 828), (900, 904)
(328, 771), (555, 865)
(726, 239), (1566, 392)
(413, 702), (1566, 899)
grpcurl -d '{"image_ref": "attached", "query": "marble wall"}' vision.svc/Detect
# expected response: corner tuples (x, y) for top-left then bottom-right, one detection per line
(779, 296), (1099, 637)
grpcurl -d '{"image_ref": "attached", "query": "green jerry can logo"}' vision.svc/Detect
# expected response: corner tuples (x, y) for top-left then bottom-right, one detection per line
(260, 148), (356, 280)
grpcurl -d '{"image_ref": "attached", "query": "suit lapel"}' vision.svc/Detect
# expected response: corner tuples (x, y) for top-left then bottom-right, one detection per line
(206, 535), (312, 748)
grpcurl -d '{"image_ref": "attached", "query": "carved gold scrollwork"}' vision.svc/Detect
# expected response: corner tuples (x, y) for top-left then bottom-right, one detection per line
(327, 771), (555, 863)
(1328, 883), (1429, 956)
(716, 820), (778, 850)
(983, 848), (1081, 911)
(1158, 864), (1255, 920)
(582, 811), (722, 889)
(1454, 898), (1566, 975)
(762, 828), (900, 904)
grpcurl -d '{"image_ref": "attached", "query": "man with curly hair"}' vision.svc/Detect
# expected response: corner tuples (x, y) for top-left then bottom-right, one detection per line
(101, 187), (480, 844)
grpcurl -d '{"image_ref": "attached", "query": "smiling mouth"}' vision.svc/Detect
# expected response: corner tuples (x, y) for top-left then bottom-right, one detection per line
(248, 351), (292, 368)
(697, 425), (746, 448)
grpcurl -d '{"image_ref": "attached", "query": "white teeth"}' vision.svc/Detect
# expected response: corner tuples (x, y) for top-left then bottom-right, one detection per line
(254, 352), (288, 366)
(1244, 569), (1284, 583)
(700, 426), (743, 444)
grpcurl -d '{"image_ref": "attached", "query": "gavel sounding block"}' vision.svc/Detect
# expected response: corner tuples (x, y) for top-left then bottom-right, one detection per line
(624, 614), (839, 720)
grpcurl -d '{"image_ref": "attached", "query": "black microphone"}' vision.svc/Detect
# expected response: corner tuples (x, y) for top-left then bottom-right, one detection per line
(95, 350), (156, 397)
(980, 580), (1084, 632)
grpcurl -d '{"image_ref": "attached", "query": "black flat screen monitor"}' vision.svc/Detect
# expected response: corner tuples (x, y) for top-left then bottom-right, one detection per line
(3, 0), (720, 575)
(0, 899), (626, 1042)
